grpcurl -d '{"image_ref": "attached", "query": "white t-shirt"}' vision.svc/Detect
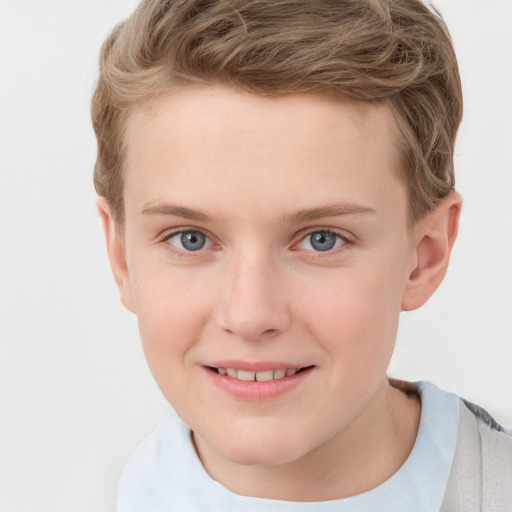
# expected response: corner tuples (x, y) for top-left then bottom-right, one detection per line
(117, 381), (459, 512)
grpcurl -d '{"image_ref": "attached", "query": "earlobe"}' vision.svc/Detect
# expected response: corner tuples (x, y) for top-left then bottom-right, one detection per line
(401, 192), (462, 311)
(96, 198), (136, 313)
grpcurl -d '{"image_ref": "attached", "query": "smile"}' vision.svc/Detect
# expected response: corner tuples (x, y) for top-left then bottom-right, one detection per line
(212, 367), (303, 381)
(205, 364), (314, 401)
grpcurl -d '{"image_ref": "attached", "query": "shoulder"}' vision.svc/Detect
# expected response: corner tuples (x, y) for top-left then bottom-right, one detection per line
(459, 398), (512, 469)
(462, 399), (512, 497)
(441, 397), (512, 511)
(462, 399), (512, 437)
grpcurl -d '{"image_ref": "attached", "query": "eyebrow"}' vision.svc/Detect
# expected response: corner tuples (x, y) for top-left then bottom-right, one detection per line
(285, 204), (376, 223)
(140, 201), (376, 223)
(141, 202), (212, 221)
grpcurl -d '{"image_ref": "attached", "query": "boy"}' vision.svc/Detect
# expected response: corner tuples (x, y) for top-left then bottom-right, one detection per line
(92, 0), (512, 510)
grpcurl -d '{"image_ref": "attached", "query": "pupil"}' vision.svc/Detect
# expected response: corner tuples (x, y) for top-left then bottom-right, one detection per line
(181, 231), (206, 251)
(310, 231), (336, 251)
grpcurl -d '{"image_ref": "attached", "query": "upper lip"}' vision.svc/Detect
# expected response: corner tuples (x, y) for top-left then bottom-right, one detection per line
(205, 361), (311, 372)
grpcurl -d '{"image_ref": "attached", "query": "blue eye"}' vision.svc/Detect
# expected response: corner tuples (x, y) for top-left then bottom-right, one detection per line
(298, 230), (346, 252)
(167, 230), (210, 251)
(310, 231), (336, 251)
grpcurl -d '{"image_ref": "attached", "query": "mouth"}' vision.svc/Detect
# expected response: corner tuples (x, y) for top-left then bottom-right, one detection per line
(206, 365), (314, 382)
(204, 363), (315, 401)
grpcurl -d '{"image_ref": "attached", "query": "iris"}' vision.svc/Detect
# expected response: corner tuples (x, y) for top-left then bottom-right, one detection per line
(309, 231), (337, 251)
(180, 231), (206, 251)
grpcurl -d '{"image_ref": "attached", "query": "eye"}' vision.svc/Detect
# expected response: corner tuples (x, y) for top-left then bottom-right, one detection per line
(297, 230), (347, 252)
(166, 230), (212, 252)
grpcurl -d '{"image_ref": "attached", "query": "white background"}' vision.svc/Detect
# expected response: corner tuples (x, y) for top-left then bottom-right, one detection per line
(0, 1), (511, 511)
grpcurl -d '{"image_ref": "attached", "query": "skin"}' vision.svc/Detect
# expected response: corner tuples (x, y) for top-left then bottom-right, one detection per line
(99, 86), (461, 501)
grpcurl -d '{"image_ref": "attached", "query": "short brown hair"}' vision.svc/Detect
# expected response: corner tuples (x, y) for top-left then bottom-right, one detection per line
(92, 0), (463, 228)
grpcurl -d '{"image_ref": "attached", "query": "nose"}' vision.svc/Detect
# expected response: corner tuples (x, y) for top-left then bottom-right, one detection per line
(215, 251), (291, 341)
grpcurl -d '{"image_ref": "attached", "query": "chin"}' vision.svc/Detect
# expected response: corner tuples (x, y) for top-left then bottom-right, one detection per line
(213, 423), (314, 467)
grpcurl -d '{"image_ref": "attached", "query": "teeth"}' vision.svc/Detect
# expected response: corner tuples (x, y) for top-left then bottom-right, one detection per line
(255, 370), (274, 382)
(216, 367), (302, 381)
(238, 370), (256, 381)
(273, 368), (286, 379)
(226, 368), (238, 378)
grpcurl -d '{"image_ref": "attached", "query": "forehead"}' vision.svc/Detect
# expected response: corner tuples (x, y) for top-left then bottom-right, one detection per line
(123, 87), (406, 225)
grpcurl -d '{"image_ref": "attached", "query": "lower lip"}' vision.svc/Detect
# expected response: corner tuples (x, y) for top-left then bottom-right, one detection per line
(204, 367), (313, 401)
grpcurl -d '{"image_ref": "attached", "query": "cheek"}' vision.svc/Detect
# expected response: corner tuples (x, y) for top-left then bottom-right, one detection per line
(296, 261), (404, 371)
(130, 267), (214, 378)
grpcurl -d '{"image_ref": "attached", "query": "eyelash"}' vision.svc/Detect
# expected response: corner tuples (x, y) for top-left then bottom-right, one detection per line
(294, 229), (353, 256)
(159, 228), (353, 257)
(160, 229), (215, 257)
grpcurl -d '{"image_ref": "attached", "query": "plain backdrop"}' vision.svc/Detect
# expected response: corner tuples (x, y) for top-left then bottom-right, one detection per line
(0, 1), (511, 511)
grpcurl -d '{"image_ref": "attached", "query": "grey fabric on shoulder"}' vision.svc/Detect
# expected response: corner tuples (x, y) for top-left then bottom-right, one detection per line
(463, 399), (512, 436)
(441, 401), (512, 512)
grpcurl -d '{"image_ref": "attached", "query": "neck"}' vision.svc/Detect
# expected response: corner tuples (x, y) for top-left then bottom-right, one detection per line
(193, 378), (421, 501)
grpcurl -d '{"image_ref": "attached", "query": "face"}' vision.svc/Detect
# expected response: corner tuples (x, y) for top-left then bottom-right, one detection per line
(117, 87), (419, 468)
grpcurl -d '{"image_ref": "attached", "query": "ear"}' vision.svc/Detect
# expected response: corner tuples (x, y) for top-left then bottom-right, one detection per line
(401, 192), (462, 311)
(97, 198), (136, 313)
